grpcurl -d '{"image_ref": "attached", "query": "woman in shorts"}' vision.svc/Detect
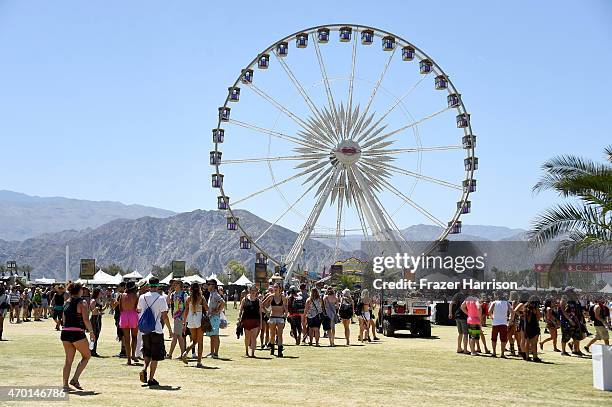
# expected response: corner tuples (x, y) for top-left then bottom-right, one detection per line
(61, 283), (95, 391)
(338, 289), (354, 346)
(323, 287), (338, 346)
(119, 281), (139, 365)
(262, 283), (288, 357)
(357, 289), (372, 342)
(51, 285), (66, 330)
(540, 298), (561, 352)
(239, 285), (262, 357)
(523, 296), (542, 362)
(181, 283), (208, 367)
(304, 287), (323, 346)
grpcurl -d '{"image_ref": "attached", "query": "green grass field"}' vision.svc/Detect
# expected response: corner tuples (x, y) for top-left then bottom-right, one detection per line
(1, 308), (611, 407)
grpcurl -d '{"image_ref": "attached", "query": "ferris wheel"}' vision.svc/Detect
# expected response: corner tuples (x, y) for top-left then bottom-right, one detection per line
(210, 24), (477, 284)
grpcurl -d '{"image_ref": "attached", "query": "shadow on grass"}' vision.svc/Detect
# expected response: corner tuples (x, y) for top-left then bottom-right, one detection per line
(212, 357), (232, 361)
(393, 334), (441, 340)
(69, 390), (100, 397)
(194, 365), (219, 370)
(144, 385), (181, 391)
(275, 355), (299, 359)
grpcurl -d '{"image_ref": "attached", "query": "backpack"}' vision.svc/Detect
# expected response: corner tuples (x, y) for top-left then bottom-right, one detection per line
(138, 295), (161, 334)
(291, 296), (305, 314)
(339, 301), (353, 319)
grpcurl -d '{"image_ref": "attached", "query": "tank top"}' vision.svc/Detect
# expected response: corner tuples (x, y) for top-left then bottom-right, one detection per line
(308, 298), (322, 318)
(242, 297), (260, 320)
(465, 299), (480, 325)
(53, 293), (65, 307)
(594, 304), (610, 327)
(63, 297), (85, 330)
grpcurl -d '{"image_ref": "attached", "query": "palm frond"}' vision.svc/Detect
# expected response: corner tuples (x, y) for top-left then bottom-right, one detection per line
(528, 202), (610, 248)
(605, 145), (612, 163)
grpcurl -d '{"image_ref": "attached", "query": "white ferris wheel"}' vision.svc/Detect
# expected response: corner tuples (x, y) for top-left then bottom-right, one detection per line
(210, 24), (477, 284)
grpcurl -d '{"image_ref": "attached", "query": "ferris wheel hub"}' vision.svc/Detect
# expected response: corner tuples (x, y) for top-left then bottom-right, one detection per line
(332, 139), (361, 166)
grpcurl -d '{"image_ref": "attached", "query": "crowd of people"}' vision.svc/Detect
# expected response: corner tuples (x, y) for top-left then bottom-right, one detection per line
(3, 278), (611, 393)
(448, 287), (611, 362)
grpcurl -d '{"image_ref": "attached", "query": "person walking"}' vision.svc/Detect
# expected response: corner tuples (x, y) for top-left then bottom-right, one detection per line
(449, 292), (468, 354)
(323, 287), (339, 346)
(88, 288), (104, 357)
(461, 294), (482, 356)
(522, 296), (542, 362)
(167, 280), (188, 359)
(181, 283), (207, 367)
(539, 297), (561, 352)
(262, 283), (288, 357)
(61, 283), (95, 391)
(489, 291), (510, 358)
(584, 296), (611, 352)
(51, 285), (66, 330)
(287, 286), (305, 345)
(206, 279), (225, 358)
(239, 285), (262, 357)
(9, 287), (21, 323)
(112, 282), (126, 358)
(559, 288), (585, 356)
(138, 277), (172, 387)
(304, 287), (323, 346)
(119, 281), (139, 365)
(0, 286), (9, 340)
(338, 289), (354, 346)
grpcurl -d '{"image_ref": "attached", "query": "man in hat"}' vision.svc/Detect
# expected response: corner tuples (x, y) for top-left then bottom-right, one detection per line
(205, 278), (225, 358)
(138, 277), (172, 387)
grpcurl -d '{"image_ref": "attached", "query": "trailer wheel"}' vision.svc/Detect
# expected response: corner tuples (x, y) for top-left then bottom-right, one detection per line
(382, 320), (395, 337)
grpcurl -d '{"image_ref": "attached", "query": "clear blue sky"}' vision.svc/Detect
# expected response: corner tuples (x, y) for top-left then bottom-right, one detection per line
(1, 0), (611, 230)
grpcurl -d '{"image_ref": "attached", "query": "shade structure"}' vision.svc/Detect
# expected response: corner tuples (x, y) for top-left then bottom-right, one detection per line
(137, 272), (156, 287)
(123, 270), (143, 280)
(160, 273), (173, 285)
(232, 274), (253, 286)
(600, 283), (612, 293)
(76, 269), (121, 285)
(34, 276), (56, 284)
(182, 274), (207, 284)
(207, 273), (224, 286)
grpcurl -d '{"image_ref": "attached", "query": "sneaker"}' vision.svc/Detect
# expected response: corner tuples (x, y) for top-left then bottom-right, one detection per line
(561, 351), (571, 356)
(147, 379), (159, 387)
(139, 370), (147, 383)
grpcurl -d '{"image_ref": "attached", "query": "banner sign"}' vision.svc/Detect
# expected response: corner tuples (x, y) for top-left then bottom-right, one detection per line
(80, 259), (96, 279)
(534, 263), (612, 273)
(171, 261), (186, 278)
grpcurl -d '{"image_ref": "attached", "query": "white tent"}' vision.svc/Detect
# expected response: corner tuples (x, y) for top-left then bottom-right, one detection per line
(160, 273), (174, 285)
(182, 274), (207, 284)
(138, 272), (156, 286)
(76, 269), (121, 285)
(207, 273), (224, 286)
(232, 274), (253, 286)
(123, 270), (143, 280)
(34, 276), (56, 284)
(600, 283), (612, 293)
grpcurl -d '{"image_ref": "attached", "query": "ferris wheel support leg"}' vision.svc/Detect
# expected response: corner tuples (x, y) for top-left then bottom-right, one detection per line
(283, 169), (340, 285)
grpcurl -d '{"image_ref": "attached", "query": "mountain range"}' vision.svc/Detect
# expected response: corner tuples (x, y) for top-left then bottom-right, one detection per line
(0, 190), (175, 241)
(0, 191), (532, 280)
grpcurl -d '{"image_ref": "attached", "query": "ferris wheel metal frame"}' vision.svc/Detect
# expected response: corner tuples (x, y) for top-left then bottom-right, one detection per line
(210, 24), (477, 284)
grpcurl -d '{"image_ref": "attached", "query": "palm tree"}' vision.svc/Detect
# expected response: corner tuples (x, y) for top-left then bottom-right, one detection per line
(529, 145), (612, 265)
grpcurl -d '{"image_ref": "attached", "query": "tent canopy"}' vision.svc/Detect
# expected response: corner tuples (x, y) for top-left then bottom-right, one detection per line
(232, 274), (253, 286)
(208, 273), (224, 286)
(34, 276), (56, 284)
(600, 283), (612, 293)
(76, 269), (121, 285)
(123, 270), (143, 280)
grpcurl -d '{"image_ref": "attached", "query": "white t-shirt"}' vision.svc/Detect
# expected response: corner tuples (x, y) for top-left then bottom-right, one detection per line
(491, 300), (509, 326)
(137, 291), (168, 334)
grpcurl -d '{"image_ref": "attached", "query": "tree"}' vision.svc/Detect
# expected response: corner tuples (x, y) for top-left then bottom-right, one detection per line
(186, 266), (200, 277)
(226, 260), (246, 283)
(529, 145), (612, 265)
(104, 263), (124, 276)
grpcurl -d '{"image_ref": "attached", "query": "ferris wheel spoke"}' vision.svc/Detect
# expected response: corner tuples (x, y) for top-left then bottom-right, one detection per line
(246, 83), (312, 132)
(312, 33), (337, 117)
(376, 175), (446, 227)
(284, 167), (341, 283)
(229, 119), (324, 150)
(273, 52), (335, 140)
(377, 75), (429, 123)
(345, 28), (359, 140)
(382, 106), (452, 140)
(231, 167), (316, 206)
(221, 153), (326, 165)
(253, 175), (321, 244)
(361, 159), (462, 190)
(359, 46), (397, 128)
(363, 145), (463, 156)
(333, 180), (345, 258)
